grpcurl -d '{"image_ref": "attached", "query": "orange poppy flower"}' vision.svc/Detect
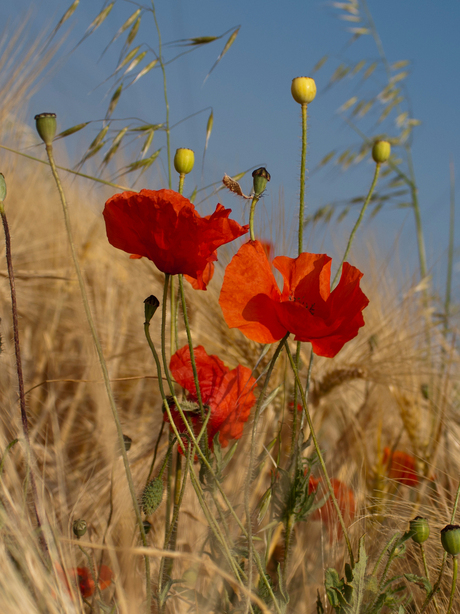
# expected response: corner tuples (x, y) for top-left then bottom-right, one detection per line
(55, 564), (113, 600)
(219, 240), (369, 357)
(166, 345), (256, 448)
(103, 189), (248, 290)
(308, 476), (355, 539)
(383, 447), (418, 487)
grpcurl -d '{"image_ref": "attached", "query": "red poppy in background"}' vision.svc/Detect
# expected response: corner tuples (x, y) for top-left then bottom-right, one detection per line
(219, 240), (369, 357)
(103, 189), (248, 290)
(166, 345), (256, 449)
(383, 447), (418, 487)
(55, 564), (113, 600)
(308, 476), (355, 540)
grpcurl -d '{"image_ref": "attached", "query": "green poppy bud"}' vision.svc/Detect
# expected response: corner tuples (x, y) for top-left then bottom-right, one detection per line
(409, 516), (430, 544)
(143, 520), (152, 535)
(441, 524), (460, 556)
(34, 113), (57, 146)
(174, 148), (195, 175)
(252, 167), (271, 196)
(122, 434), (132, 452)
(291, 77), (317, 105)
(372, 140), (391, 164)
(144, 295), (160, 324)
(0, 174), (6, 202)
(142, 477), (163, 515)
(73, 519), (87, 539)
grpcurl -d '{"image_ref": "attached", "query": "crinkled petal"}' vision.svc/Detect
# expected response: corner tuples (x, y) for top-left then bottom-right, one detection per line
(170, 345), (227, 404)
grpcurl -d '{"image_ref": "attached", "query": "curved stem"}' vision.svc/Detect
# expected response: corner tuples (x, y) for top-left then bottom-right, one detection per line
(332, 162), (381, 288)
(447, 556), (458, 614)
(285, 343), (354, 567)
(44, 144), (150, 610)
(249, 196), (260, 241)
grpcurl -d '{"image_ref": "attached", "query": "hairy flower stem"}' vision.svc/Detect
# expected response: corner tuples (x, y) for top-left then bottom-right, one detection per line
(249, 195), (260, 241)
(447, 557), (458, 614)
(178, 173), (185, 194)
(285, 344), (354, 567)
(419, 543), (441, 614)
(44, 143), (151, 610)
(332, 162), (381, 288)
(244, 334), (290, 613)
(0, 199), (47, 553)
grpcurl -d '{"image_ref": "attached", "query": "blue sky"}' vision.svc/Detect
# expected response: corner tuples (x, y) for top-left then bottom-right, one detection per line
(7, 0), (460, 297)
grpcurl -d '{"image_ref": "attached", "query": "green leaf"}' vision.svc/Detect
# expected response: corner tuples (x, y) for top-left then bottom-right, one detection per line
(342, 536), (367, 613)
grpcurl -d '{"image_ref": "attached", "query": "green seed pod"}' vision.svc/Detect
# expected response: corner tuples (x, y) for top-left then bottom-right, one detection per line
(144, 295), (160, 325)
(252, 167), (271, 196)
(73, 519), (87, 539)
(174, 148), (195, 175)
(142, 477), (164, 515)
(143, 520), (152, 535)
(372, 140), (391, 164)
(410, 516), (430, 544)
(291, 77), (317, 105)
(122, 434), (132, 452)
(0, 174), (6, 202)
(441, 524), (460, 556)
(34, 113), (57, 146)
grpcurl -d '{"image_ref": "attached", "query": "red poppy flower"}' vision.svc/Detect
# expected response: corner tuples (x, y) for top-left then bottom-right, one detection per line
(219, 240), (369, 357)
(383, 447), (418, 487)
(103, 189), (249, 290)
(308, 476), (355, 540)
(55, 564), (113, 600)
(165, 345), (257, 449)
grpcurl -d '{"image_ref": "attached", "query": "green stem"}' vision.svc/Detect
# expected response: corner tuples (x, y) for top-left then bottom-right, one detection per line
(420, 543), (441, 614)
(151, 2), (171, 189)
(445, 159), (455, 334)
(44, 143), (150, 610)
(244, 333), (290, 613)
(285, 343), (354, 567)
(298, 103), (307, 255)
(145, 420), (166, 485)
(332, 162), (381, 288)
(178, 173), (185, 194)
(249, 196), (260, 241)
(447, 557), (458, 614)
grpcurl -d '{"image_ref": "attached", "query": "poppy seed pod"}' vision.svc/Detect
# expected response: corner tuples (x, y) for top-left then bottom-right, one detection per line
(34, 113), (57, 146)
(372, 140), (391, 164)
(174, 148), (195, 175)
(73, 519), (87, 539)
(441, 524), (460, 556)
(252, 167), (271, 196)
(0, 174), (6, 201)
(291, 77), (316, 105)
(142, 477), (164, 515)
(409, 516), (430, 544)
(144, 295), (160, 324)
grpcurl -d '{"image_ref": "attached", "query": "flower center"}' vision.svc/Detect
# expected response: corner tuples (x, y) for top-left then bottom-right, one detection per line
(289, 295), (315, 315)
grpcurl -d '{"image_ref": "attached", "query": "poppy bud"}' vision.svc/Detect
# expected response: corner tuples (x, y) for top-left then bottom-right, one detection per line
(144, 295), (160, 324)
(372, 140), (391, 164)
(34, 113), (57, 146)
(409, 516), (430, 544)
(122, 434), (132, 452)
(441, 524), (460, 556)
(252, 167), (271, 196)
(73, 519), (87, 538)
(0, 174), (6, 201)
(143, 520), (152, 535)
(142, 477), (164, 515)
(291, 77), (316, 105)
(174, 148), (195, 175)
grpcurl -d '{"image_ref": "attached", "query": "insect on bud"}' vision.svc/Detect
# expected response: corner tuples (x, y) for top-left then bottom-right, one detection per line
(144, 295), (160, 325)
(252, 167), (271, 197)
(73, 519), (87, 539)
(174, 148), (195, 175)
(409, 516), (430, 544)
(441, 524), (460, 556)
(291, 77), (316, 105)
(34, 113), (57, 146)
(372, 140), (391, 164)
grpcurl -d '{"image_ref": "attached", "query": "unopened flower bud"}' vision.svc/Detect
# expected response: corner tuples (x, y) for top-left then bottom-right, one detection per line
(143, 520), (152, 535)
(142, 477), (164, 515)
(73, 519), (87, 538)
(0, 174), (6, 201)
(372, 140), (391, 164)
(291, 77), (316, 105)
(252, 167), (271, 196)
(144, 295), (160, 324)
(123, 434), (132, 452)
(34, 113), (57, 146)
(441, 524), (460, 556)
(174, 148), (195, 175)
(410, 516), (430, 544)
